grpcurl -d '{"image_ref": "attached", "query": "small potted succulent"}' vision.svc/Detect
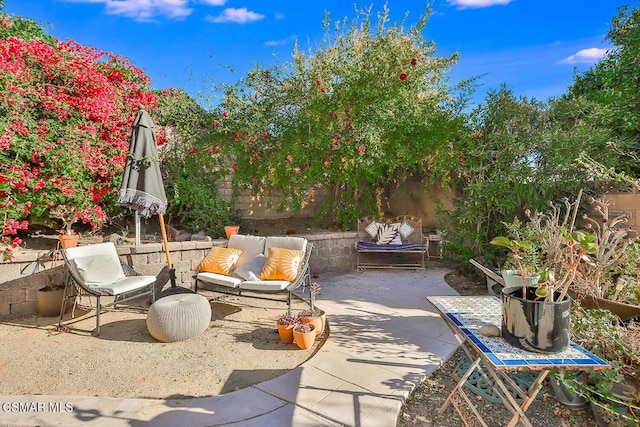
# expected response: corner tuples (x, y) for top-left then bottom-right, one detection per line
(276, 311), (299, 344)
(49, 204), (80, 248)
(298, 282), (326, 338)
(292, 322), (315, 350)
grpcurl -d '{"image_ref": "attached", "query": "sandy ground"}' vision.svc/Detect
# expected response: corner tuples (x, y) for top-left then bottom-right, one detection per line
(0, 289), (323, 399)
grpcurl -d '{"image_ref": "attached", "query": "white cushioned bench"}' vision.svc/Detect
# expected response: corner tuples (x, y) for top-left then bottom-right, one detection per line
(355, 215), (428, 270)
(194, 235), (312, 306)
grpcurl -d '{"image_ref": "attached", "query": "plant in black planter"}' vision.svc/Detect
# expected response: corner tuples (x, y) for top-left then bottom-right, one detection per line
(491, 191), (598, 353)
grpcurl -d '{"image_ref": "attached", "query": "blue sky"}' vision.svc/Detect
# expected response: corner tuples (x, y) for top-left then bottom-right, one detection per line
(2, 0), (632, 108)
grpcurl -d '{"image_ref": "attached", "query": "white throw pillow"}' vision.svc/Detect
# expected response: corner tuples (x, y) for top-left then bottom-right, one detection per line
(364, 221), (381, 239)
(376, 223), (402, 245)
(233, 254), (267, 281)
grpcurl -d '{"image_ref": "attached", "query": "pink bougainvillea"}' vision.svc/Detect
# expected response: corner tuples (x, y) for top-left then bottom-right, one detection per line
(0, 14), (158, 260)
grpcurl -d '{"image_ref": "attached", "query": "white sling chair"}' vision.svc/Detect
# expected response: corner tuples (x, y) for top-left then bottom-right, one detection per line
(59, 242), (156, 335)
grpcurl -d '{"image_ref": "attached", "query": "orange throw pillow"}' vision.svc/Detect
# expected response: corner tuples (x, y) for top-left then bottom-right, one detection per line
(259, 247), (304, 281)
(196, 247), (243, 276)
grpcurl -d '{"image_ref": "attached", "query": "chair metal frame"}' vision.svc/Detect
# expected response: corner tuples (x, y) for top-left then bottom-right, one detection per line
(59, 242), (156, 335)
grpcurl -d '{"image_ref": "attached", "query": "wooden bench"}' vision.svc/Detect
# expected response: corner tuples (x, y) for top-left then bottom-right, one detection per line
(355, 215), (428, 270)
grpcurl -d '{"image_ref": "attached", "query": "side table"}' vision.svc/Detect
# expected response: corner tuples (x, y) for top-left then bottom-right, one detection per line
(426, 296), (610, 427)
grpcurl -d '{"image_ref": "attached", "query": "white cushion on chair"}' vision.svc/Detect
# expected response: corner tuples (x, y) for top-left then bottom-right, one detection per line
(196, 272), (243, 288)
(265, 236), (307, 252)
(91, 275), (157, 295)
(72, 254), (125, 286)
(240, 279), (291, 292)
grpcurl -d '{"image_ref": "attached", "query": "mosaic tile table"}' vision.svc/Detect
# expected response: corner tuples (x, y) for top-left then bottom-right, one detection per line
(426, 296), (610, 427)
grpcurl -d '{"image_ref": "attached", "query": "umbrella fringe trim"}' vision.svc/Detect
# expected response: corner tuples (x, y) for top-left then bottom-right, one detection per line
(118, 189), (167, 218)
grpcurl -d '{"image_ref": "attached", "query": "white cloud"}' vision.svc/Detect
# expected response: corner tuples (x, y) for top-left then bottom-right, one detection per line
(558, 47), (608, 65)
(206, 7), (265, 24)
(448, 0), (513, 9)
(200, 0), (226, 5)
(274, 12), (285, 20)
(265, 35), (296, 47)
(63, 0), (193, 21)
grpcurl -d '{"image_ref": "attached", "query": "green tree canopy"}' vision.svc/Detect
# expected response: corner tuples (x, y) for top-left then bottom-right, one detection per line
(202, 5), (470, 227)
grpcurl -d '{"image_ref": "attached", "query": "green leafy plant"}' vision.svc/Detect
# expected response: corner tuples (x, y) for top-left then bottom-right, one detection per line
(571, 306), (640, 426)
(0, 12), (157, 259)
(492, 192), (598, 301)
(194, 5), (468, 229)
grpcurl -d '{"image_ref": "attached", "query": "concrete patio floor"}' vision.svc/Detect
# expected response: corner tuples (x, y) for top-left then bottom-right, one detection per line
(0, 268), (460, 427)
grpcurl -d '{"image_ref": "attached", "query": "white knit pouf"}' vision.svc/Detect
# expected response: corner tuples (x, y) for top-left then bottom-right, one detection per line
(146, 293), (212, 342)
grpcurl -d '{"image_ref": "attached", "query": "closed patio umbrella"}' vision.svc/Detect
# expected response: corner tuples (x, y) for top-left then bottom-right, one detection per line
(118, 106), (177, 288)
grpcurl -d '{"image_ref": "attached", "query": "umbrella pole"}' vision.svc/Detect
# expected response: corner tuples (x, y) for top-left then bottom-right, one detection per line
(158, 213), (177, 287)
(135, 212), (141, 245)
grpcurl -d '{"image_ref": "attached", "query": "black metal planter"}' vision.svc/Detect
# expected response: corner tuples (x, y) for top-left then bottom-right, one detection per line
(501, 286), (571, 353)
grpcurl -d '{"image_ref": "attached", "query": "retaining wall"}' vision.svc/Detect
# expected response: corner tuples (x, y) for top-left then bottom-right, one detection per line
(0, 232), (357, 317)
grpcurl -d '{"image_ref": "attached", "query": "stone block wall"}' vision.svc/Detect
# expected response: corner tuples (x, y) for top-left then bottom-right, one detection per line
(218, 174), (330, 220)
(0, 233), (357, 317)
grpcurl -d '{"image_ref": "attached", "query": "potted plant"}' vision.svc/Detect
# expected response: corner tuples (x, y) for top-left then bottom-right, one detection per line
(497, 218), (542, 288)
(224, 225), (240, 239)
(491, 191), (598, 353)
(49, 204), (80, 248)
(570, 196), (640, 320)
(276, 311), (299, 344)
(292, 322), (315, 350)
(298, 282), (326, 338)
(570, 305), (640, 426)
(36, 269), (69, 317)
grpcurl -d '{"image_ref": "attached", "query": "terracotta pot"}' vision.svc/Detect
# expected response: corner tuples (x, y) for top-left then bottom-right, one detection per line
(59, 234), (79, 248)
(224, 225), (240, 239)
(293, 324), (315, 350)
(276, 323), (294, 344)
(300, 310), (326, 338)
(36, 288), (67, 317)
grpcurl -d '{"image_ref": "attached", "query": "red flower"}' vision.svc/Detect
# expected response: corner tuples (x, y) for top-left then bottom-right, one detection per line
(261, 132), (267, 138)
(223, 111), (229, 118)
(411, 58), (418, 66)
(332, 138), (338, 146)
(232, 164), (238, 171)
(253, 151), (259, 158)
(315, 79), (321, 85)
(324, 161), (330, 168)
(459, 156), (465, 164)
(214, 121), (220, 128)
(399, 73), (407, 81)
(188, 148), (198, 156)
(320, 87), (326, 93)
